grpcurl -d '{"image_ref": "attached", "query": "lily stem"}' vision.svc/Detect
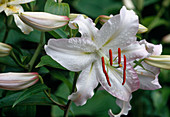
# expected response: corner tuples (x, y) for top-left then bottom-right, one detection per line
(39, 75), (66, 110)
(28, 32), (45, 72)
(63, 72), (79, 117)
(10, 51), (27, 69)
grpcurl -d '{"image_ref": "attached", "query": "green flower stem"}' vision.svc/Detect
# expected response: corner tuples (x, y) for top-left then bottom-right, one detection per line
(38, 75), (66, 110)
(64, 72), (79, 117)
(10, 51), (27, 69)
(147, 0), (168, 32)
(28, 32), (45, 72)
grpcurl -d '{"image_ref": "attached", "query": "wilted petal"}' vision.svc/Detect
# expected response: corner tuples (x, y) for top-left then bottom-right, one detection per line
(4, 5), (23, 16)
(68, 63), (98, 106)
(96, 60), (139, 101)
(13, 14), (33, 34)
(19, 12), (69, 31)
(97, 6), (138, 50)
(44, 38), (97, 71)
(7, 0), (34, 5)
(139, 40), (162, 55)
(69, 15), (98, 41)
(135, 62), (161, 90)
(0, 72), (39, 90)
(109, 96), (132, 117)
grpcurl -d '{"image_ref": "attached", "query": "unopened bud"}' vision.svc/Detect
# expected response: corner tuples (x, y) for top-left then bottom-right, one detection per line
(98, 15), (112, 25)
(137, 24), (148, 34)
(144, 55), (170, 70)
(0, 42), (12, 57)
(123, 0), (135, 9)
(19, 12), (70, 31)
(0, 72), (39, 90)
(162, 34), (170, 43)
(69, 13), (88, 21)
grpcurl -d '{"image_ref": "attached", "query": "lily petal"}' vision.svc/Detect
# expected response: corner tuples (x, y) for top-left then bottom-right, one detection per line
(68, 63), (98, 106)
(13, 14), (33, 34)
(7, 0), (35, 5)
(109, 96), (132, 117)
(44, 38), (97, 71)
(69, 15), (98, 42)
(135, 62), (161, 90)
(96, 60), (139, 101)
(4, 5), (23, 16)
(97, 6), (138, 50)
(120, 42), (149, 62)
(139, 40), (162, 55)
(0, 3), (6, 13)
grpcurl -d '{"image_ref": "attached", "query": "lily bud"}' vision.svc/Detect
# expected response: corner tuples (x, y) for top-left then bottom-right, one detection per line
(19, 12), (70, 31)
(98, 15), (112, 25)
(123, 0), (135, 10)
(0, 72), (39, 90)
(137, 24), (148, 34)
(162, 34), (170, 43)
(69, 13), (88, 21)
(0, 42), (12, 57)
(144, 55), (170, 70)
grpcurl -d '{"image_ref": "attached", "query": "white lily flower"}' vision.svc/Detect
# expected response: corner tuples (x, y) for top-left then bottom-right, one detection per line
(134, 40), (162, 90)
(19, 12), (70, 31)
(0, 42), (12, 57)
(45, 6), (149, 116)
(0, 72), (39, 90)
(0, 0), (34, 16)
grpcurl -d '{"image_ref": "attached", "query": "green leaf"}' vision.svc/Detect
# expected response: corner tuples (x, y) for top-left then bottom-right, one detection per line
(44, 0), (70, 38)
(36, 55), (66, 70)
(49, 28), (68, 38)
(142, 16), (168, 29)
(2, 105), (36, 117)
(44, 0), (70, 16)
(72, 0), (122, 18)
(50, 71), (72, 92)
(12, 83), (49, 107)
(0, 56), (19, 67)
(0, 14), (6, 42)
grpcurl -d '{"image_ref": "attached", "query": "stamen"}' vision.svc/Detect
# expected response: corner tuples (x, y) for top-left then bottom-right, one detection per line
(122, 55), (126, 85)
(118, 48), (122, 67)
(101, 57), (111, 87)
(109, 49), (113, 66)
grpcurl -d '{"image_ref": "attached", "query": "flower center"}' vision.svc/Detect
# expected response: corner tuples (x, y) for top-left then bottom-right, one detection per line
(100, 48), (127, 87)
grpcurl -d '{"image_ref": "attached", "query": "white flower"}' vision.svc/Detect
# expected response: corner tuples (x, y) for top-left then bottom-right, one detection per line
(45, 6), (149, 116)
(0, 72), (39, 90)
(134, 40), (162, 90)
(0, 0), (34, 16)
(0, 42), (12, 57)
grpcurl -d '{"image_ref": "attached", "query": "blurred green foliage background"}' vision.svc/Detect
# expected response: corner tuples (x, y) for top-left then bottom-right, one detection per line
(0, 0), (170, 117)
